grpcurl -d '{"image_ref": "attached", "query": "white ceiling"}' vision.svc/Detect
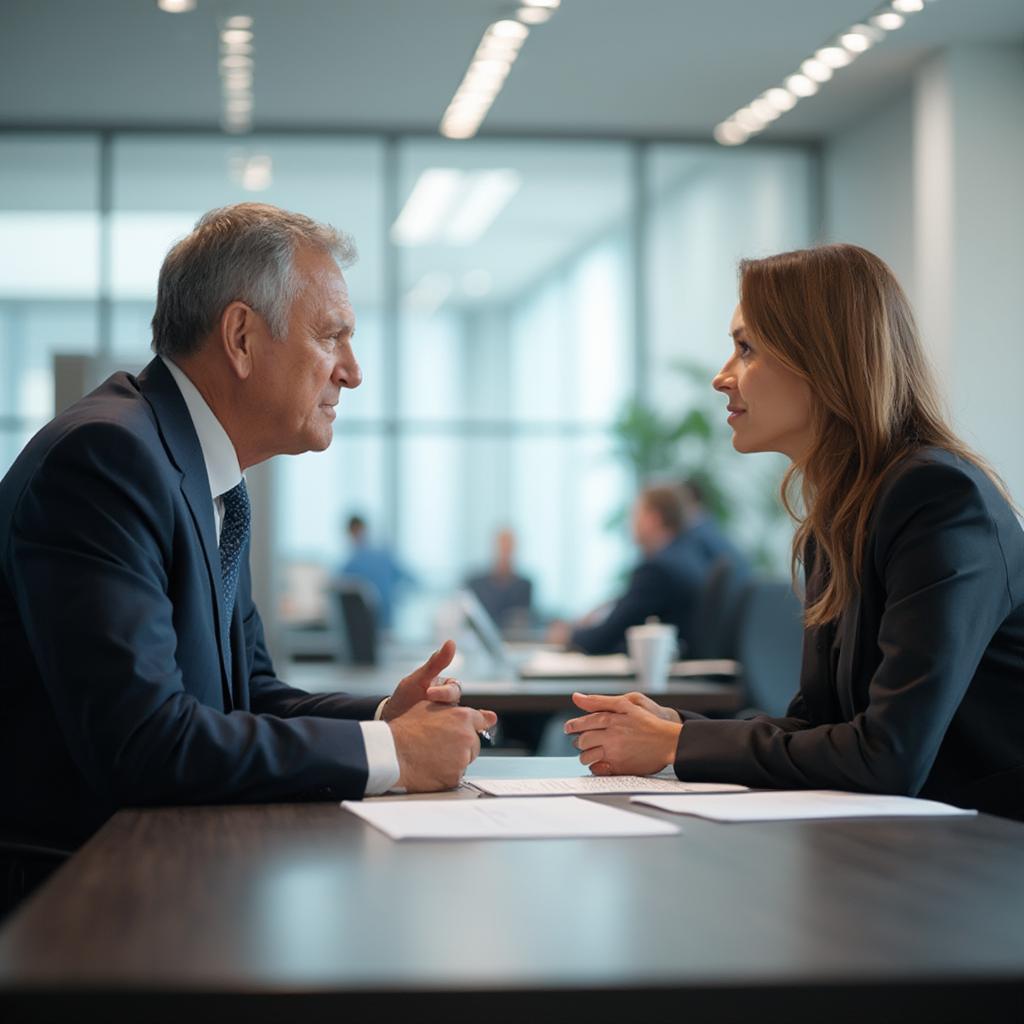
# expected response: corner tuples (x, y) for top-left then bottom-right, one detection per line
(1, 0), (1023, 139)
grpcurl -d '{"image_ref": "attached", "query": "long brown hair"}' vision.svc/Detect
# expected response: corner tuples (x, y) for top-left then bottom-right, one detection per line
(739, 243), (1004, 627)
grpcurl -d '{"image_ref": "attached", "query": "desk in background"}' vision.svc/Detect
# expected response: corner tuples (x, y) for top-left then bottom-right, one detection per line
(1, 758), (1022, 1023)
(286, 657), (744, 716)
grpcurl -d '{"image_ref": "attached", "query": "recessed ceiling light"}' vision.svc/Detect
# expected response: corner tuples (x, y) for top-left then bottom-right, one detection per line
(871, 12), (905, 30)
(490, 19), (530, 41)
(763, 87), (798, 113)
(801, 58), (833, 83)
(440, 7), (560, 139)
(816, 46), (854, 68)
(840, 27), (874, 53)
(749, 98), (780, 123)
(785, 73), (819, 98)
(715, 1), (937, 146)
(156, 0), (196, 12)
(517, 7), (552, 24)
(733, 107), (766, 133)
(713, 121), (749, 146)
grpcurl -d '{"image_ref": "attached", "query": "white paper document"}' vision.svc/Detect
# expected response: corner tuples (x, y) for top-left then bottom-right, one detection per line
(342, 796), (680, 840)
(517, 650), (737, 679)
(468, 776), (748, 797)
(631, 789), (977, 822)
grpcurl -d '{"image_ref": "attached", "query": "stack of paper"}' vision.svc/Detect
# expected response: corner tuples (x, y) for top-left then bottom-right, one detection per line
(630, 790), (976, 822)
(468, 776), (747, 797)
(342, 796), (681, 840)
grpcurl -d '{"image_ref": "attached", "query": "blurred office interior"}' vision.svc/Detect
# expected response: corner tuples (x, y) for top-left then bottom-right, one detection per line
(0, 0), (1021, 665)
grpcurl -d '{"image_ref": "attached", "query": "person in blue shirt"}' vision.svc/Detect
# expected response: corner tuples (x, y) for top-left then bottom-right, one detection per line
(341, 514), (414, 630)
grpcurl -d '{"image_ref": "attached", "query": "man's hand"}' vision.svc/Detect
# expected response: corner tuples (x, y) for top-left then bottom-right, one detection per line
(388, 702), (499, 792)
(563, 692), (682, 776)
(382, 639), (463, 722)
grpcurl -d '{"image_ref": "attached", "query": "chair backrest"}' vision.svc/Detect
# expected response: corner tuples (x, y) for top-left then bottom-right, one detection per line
(330, 577), (379, 665)
(734, 579), (805, 717)
(688, 556), (749, 660)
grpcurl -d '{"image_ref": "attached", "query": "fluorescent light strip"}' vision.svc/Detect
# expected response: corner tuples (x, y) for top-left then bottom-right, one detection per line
(713, 1), (937, 146)
(219, 16), (255, 134)
(439, 4), (559, 140)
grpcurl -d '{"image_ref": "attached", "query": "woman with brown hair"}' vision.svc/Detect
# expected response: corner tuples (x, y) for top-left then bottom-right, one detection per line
(565, 243), (1024, 819)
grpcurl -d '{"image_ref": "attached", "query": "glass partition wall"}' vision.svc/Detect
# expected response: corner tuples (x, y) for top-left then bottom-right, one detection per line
(0, 130), (817, 644)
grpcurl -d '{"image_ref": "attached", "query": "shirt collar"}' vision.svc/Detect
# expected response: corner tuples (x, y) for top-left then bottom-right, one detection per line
(161, 355), (242, 501)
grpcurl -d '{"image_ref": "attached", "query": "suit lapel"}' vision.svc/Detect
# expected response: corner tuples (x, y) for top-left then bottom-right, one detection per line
(136, 357), (233, 709)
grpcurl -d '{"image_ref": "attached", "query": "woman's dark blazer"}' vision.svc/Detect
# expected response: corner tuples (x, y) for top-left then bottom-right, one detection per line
(673, 448), (1024, 820)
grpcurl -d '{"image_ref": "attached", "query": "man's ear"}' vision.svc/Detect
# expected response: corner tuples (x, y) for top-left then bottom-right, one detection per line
(219, 301), (261, 380)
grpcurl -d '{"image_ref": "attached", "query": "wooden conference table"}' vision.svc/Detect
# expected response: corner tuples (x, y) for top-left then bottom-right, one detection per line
(1, 758), (1022, 1024)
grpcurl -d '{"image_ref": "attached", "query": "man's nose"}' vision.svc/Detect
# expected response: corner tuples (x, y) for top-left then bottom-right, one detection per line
(336, 347), (362, 389)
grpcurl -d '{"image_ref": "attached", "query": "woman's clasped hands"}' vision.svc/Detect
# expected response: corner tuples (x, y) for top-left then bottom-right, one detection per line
(564, 691), (683, 776)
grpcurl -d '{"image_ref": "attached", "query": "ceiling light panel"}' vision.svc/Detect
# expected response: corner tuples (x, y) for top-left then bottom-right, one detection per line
(440, 5), (560, 139)
(714, 1), (939, 146)
(219, 15), (255, 134)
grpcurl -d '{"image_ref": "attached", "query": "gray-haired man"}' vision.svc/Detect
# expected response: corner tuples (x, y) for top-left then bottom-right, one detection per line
(0, 203), (495, 850)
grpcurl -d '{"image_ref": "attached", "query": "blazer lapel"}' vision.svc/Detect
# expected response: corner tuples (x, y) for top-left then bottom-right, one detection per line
(136, 357), (233, 709)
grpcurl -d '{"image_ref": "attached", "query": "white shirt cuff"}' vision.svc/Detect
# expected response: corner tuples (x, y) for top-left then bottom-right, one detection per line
(359, 720), (401, 795)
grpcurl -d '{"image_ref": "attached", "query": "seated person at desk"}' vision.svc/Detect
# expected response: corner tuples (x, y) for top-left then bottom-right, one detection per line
(0, 203), (496, 850)
(466, 527), (533, 634)
(341, 513), (414, 630)
(565, 244), (1024, 820)
(548, 483), (747, 655)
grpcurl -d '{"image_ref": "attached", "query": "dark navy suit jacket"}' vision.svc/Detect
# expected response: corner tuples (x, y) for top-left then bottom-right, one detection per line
(0, 358), (380, 847)
(571, 516), (748, 656)
(674, 449), (1024, 820)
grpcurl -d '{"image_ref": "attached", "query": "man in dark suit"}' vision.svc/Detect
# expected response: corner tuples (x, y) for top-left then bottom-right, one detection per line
(466, 528), (533, 634)
(0, 203), (496, 849)
(551, 483), (747, 655)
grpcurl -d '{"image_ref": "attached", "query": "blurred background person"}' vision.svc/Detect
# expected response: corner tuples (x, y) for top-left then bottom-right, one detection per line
(466, 527), (533, 636)
(340, 513), (414, 631)
(548, 481), (749, 655)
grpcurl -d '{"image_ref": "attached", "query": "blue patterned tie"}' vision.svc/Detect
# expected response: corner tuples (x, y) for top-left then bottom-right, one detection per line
(219, 479), (251, 629)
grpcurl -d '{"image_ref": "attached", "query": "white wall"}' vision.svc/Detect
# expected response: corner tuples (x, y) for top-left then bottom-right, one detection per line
(825, 42), (1024, 504)
(823, 89), (915, 298)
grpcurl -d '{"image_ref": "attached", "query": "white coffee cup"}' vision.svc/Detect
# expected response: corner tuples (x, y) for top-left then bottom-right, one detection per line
(626, 618), (678, 692)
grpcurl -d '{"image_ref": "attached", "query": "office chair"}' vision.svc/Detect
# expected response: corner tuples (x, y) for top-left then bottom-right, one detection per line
(688, 557), (750, 660)
(329, 577), (380, 666)
(0, 834), (71, 921)
(733, 579), (805, 718)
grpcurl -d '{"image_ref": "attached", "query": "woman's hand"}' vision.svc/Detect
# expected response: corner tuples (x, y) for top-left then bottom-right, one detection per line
(564, 692), (683, 776)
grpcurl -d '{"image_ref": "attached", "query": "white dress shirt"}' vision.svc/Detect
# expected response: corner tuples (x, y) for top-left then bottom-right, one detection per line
(161, 357), (400, 795)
